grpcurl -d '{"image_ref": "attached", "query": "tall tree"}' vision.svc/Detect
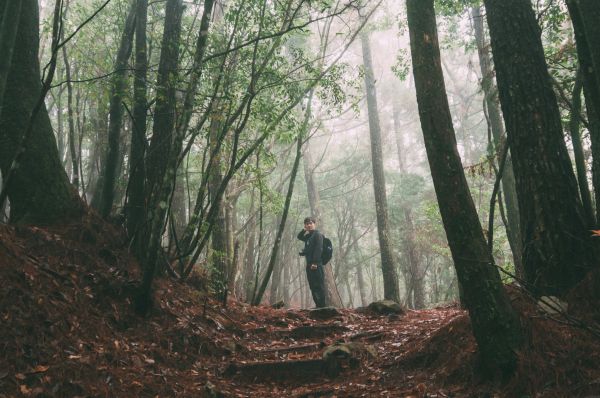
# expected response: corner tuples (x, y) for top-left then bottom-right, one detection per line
(360, 30), (401, 303)
(484, 0), (598, 295)
(407, 0), (522, 374)
(392, 96), (424, 308)
(126, 0), (149, 238)
(97, 1), (136, 217)
(0, 0), (82, 223)
(471, 5), (523, 276)
(135, 0), (185, 314)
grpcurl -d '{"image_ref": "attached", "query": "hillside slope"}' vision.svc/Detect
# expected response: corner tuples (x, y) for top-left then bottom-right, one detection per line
(1, 217), (599, 397)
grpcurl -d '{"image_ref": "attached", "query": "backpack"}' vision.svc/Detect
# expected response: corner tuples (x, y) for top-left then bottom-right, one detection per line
(322, 237), (333, 265)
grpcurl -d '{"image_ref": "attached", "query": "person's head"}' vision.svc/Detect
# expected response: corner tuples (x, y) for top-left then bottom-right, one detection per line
(304, 216), (317, 231)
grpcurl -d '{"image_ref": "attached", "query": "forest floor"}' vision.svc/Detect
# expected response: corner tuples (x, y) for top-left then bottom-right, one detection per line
(2, 215), (600, 397)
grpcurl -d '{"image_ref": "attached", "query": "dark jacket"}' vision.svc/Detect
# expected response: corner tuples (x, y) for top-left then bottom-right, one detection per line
(297, 229), (323, 265)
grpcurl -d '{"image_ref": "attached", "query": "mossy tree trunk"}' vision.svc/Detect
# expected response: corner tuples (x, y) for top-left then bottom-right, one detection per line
(407, 0), (522, 375)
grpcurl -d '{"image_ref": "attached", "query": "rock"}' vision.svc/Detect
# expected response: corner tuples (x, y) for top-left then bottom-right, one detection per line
(322, 342), (377, 377)
(308, 306), (341, 320)
(366, 300), (404, 315)
(271, 300), (285, 309)
(538, 296), (568, 315)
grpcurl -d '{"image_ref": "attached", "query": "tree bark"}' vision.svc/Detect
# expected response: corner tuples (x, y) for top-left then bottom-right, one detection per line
(407, 0), (522, 375)
(0, 0), (82, 223)
(360, 31), (401, 303)
(484, 0), (598, 295)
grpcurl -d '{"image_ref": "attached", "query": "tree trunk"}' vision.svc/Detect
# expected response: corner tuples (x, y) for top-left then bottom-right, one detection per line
(97, 1), (136, 217)
(392, 96), (424, 308)
(568, 0), (600, 226)
(407, 0), (522, 375)
(242, 193), (257, 301)
(567, 0), (600, 116)
(570, 70), (595, 226)
(126, 0), (148, 239)
(360, 31), (401, 303)
(145, 0), (184, 203)
(0, 0), (82, 223)
(484, 0), (598, 295)
(253, 138), (303, 305)
(584, 85), (600, 222)
(0, 0), (22, 117)
(208, 111), (229, 300)
(135, 0), (185, 315)
(471, 6), (523, 277)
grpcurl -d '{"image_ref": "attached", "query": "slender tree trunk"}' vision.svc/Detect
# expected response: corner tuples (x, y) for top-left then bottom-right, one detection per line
(584, 86), (600, 221)
(407, 0), (522, 375)
(360, 31), (401, 303)
(0, 0), (82, 223)
(567, 0), (600, 116)
(392, 96), (424, 308)
(484, 0), (598, 295)
(88, 100), (107, 204)
(570, 70), (595, 226)
(98, 1), (136, 217)
(282, 249), (291, 305)
(252, 138), (303, 305)
(208, 112), (229, 300)
(61, 45), (79, 189)
(269, 216), (284, 304)
(242, 194), (257, 301)
(567, 1), (600, 219)
(471, 6), (523, 277)
(0, 0), (22, 117)
(126, 0), (148, 239)
(56, 83), (66, 164)
(145, 0), (184, 202)
(135, 0), (185, 315)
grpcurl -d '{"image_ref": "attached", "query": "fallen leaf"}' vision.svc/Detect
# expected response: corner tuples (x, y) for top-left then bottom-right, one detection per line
(33, 365), (49, 373)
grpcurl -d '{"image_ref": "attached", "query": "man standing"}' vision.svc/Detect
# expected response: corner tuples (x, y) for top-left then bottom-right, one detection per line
(297, 217), (326, 308)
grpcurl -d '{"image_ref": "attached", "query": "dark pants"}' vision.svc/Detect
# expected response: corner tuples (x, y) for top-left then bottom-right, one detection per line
(306, 264), (326, 308)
